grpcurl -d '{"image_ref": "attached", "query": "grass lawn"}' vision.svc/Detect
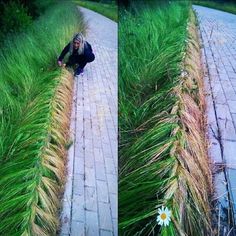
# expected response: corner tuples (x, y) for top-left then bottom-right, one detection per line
(74, 0), (118, 22)
(193, 0), (236, 15)
(119, 1), (212, 235)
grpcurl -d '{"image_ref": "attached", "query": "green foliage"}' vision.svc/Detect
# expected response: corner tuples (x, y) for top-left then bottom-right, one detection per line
(0, 1), (85, 235)
(119, 3), (188, 235)
(33, 0), (57, 16)
(1, 1), (32, 34)
(119, 1), (188, 139)
(74, 0), (118, 22)
(0, 0), (57, 44)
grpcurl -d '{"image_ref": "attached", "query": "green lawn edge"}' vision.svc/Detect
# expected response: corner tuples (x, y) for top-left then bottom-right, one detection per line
(74, 0), (118, 22)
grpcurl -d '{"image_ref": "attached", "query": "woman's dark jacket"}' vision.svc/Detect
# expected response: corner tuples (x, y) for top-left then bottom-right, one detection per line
(58, 41), (94, 64)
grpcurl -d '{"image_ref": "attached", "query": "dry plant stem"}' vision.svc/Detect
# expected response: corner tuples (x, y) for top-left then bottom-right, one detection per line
(31, 69), (73, 236)
(165, 10), (213, 235)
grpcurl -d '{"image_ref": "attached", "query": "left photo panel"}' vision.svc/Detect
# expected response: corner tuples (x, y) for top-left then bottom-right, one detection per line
(0, 0), (118, 235)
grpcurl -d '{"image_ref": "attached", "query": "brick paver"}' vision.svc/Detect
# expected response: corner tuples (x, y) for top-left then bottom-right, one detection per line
(60, 7), (117, 236)
(194, 5), (236, 230)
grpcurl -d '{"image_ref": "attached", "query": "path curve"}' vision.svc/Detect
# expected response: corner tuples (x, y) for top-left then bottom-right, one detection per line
(194, 5), (236, 232)
(60, 7), (117, 236)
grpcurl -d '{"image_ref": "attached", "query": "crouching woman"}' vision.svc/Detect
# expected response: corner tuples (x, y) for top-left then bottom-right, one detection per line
(58, 33), (95, 76)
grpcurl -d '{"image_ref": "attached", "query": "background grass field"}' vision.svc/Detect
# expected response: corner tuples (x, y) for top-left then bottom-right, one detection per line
(74, 0), (118, 22)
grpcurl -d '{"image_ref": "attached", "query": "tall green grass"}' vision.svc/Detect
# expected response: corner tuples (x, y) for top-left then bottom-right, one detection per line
(119, 2), (189, 151)
(193, 0), (236, 15)
(119, 2), (212, 235)
(0, 2), (85, 235)
(74, 0), (118, 22)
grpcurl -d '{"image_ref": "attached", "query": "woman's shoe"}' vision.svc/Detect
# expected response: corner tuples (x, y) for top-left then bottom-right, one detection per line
(74, 67), (84, 76)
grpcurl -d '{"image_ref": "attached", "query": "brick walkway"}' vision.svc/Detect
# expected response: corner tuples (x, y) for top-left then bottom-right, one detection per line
(194, 5), (236, 230)
(60, 7), (117, 236)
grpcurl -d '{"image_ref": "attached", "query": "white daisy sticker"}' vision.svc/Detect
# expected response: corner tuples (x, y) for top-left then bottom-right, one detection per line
(156, 206), (171, 226)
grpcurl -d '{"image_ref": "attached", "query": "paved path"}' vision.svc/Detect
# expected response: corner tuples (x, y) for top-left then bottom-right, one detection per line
(60, 7), (117, 236)
(194, 5), (236, 232)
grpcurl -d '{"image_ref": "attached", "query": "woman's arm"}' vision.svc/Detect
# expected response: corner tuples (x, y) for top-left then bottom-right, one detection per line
(58, 43), (70, 62)
(84, 42), (93, 53)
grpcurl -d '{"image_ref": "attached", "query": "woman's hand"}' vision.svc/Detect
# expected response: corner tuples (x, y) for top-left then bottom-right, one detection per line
(58, 60), (62, 67)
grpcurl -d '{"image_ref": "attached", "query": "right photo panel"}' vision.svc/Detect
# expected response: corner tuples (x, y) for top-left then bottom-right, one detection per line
(119, 0), (236, 235)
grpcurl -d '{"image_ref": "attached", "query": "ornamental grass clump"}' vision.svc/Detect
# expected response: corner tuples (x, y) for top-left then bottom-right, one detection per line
(0, 2), (85, 235)
(119, 2), (212, 235)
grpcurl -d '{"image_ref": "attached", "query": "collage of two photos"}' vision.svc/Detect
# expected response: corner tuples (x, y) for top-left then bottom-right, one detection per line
(0, 0), (236, 235)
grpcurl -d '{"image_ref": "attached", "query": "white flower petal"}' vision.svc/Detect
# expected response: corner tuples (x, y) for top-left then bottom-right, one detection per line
(157, 219), (163, 226)
(158, 208), (162, 214)
(164, 220), (169, 226)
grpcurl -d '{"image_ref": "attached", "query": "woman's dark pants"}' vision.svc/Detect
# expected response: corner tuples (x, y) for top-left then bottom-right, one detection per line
(66, 52), (95, 70)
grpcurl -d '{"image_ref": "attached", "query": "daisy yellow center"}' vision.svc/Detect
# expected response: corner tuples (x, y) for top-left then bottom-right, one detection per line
(160, 213), (167, 220)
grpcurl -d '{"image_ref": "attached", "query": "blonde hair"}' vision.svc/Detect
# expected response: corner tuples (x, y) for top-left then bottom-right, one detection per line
(69, 32), (85, 55)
